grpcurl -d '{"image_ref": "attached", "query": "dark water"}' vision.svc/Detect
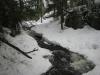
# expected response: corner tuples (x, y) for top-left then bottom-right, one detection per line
(28, 30), (95, 75)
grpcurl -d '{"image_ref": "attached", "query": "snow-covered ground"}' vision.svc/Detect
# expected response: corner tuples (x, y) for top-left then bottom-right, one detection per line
(0, 16), (100, 75)
(0, 32), (51, 75)
(32, 20), (100, 75)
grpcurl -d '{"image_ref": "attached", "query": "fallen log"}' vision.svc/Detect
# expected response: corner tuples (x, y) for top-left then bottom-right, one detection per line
(0, 37), (32, 59)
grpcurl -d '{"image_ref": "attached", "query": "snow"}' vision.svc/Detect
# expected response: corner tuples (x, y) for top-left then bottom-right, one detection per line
(42, 0), (47, 8)
(35, 17), (53, 25)
(33, 11), (54, 25)
(1, 14), (100, 75)
(32, 19), (100, 75)
(0, 32), (51, 75)
(22, 21), (37, 27)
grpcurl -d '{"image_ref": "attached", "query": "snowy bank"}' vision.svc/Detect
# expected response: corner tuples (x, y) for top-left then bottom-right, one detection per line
(0, 32), (51, 75)
(32, 20), (100, 75)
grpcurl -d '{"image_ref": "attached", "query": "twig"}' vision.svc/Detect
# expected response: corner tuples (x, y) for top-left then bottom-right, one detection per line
(26, 48), (38, 54)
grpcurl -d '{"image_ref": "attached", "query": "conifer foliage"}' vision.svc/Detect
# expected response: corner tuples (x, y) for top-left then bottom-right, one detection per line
(0, 0), (43, 36)
(45, 0), (100, 30)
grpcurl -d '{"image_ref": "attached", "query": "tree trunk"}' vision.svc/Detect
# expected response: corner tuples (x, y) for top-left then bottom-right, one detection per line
(60, 0), (64, 30)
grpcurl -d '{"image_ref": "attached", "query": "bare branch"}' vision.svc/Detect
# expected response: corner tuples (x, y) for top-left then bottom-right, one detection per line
(0, 37), (32, 59)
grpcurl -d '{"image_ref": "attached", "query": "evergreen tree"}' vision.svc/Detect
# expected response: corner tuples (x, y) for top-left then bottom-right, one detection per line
(0, 0), (44, 36)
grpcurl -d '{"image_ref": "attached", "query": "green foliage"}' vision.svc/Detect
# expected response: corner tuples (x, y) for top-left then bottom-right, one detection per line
(0, 0), (44, 36)
(46, 0), (97, 30)
(21, 0), (44, 20)
(0, 0), (21, 35)
(65, 11), (85, 29)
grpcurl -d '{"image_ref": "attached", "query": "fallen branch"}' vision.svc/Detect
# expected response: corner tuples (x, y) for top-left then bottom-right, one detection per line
(0, 37), (32, 59)
(26, 48), (38, 54)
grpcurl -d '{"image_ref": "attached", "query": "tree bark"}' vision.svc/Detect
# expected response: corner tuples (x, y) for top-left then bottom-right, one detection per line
(60, 0), (64, 30)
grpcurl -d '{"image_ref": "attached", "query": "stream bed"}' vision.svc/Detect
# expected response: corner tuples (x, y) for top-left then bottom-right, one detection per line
(28, 30), (95, 75)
